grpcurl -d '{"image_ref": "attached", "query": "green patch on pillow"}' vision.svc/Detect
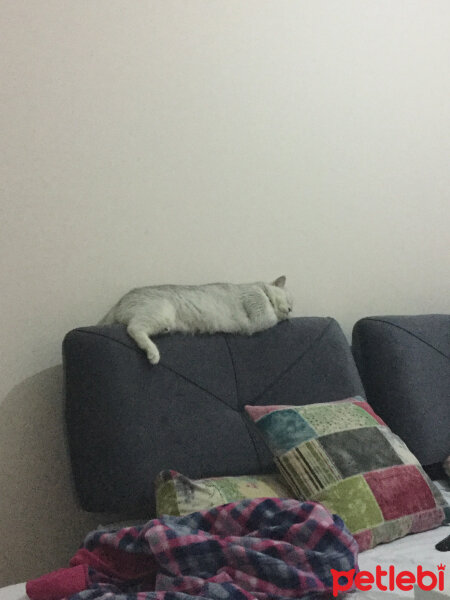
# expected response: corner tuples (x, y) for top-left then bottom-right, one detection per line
(297, 402), (379, 435)
(155, 470), (293, 517)
(314, 475), (384, 533)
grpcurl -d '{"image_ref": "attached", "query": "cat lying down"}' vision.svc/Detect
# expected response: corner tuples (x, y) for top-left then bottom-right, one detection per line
(99, 276), (293, 364)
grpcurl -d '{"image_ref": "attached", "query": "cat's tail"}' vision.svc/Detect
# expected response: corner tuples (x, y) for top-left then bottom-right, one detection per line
(97, 307), (116, 326)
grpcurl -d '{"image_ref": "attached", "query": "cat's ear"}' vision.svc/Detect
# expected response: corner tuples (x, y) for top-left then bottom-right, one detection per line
(273, 276), (286, 288)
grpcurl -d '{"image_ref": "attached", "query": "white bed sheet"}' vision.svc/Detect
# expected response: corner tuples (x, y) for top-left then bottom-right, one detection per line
(0, 583), (27, 600)
(1, 483), (448, 600)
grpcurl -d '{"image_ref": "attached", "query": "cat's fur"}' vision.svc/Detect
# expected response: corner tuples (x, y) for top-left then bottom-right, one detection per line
(99, 276), (293, 365)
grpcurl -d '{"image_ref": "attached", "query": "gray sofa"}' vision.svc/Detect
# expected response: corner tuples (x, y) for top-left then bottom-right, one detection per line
(63, 314), (449, 514)
(352, 314), (450, 471)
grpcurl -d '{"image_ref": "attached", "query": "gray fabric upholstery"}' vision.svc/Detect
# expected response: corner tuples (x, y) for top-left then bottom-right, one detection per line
(63, 317), (364, 513)
(352, 315), (450, 468)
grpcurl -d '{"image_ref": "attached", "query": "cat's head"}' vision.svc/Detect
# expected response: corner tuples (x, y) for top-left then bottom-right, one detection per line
(265, 276), (294, 321)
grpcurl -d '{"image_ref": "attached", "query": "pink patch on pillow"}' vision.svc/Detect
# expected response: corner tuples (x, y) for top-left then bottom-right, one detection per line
(410, 506), (445, 533)
(364, 465), (437, 520)
(244, 405), (289, 420)
(352, 400), (387, 425)
(353, 529), (373, 552)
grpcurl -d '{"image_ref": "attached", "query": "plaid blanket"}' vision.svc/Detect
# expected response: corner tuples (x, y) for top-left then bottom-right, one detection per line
(27, 498), (358, 600)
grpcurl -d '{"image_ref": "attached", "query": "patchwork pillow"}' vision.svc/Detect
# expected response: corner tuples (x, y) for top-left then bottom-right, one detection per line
(246, 397), (447, 551)
(155, 470), (293, 517)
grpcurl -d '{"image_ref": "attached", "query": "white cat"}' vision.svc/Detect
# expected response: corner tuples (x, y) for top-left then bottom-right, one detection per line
(99, 276), (293, 364)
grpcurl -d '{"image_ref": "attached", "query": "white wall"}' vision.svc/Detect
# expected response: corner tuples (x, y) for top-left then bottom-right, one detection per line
(1, 0), (449, 585)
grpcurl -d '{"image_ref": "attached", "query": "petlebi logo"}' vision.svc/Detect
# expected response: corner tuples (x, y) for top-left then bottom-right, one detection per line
(331, 563), (446, 596)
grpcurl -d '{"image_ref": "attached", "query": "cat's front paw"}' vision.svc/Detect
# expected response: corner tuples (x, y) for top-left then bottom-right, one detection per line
(147, 349), (160, 365)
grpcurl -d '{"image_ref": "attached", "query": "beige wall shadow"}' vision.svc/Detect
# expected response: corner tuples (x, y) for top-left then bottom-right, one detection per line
(0, 366), (135, 587)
